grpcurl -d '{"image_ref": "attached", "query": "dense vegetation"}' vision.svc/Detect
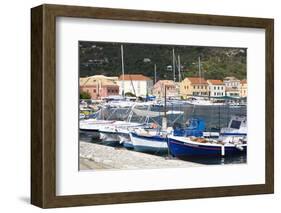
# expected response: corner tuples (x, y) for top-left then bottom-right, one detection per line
(80, 90), (91, 99)
(79, 41), (246, 81)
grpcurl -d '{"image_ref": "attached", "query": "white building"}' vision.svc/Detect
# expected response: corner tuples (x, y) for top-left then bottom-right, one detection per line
(207, 79), (225, 97)
(223, 76), (241, 97)
(117, 74), (153, 97)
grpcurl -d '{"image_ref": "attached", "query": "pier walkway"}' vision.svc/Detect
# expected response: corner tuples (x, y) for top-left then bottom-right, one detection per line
(80, 141), (201, 170)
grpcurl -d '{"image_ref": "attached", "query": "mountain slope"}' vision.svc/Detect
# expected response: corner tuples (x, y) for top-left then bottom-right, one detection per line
(79, 41), (247, 80)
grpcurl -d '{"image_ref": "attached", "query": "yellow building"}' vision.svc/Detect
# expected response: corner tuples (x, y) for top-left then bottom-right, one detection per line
(240, 79), (247, 97)
(180, 77), (209, 98)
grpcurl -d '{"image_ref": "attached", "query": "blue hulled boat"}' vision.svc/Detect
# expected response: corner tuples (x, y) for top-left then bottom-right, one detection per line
(167, 116), (247, 157)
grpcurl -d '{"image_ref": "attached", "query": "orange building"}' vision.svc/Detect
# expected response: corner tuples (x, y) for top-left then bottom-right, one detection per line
(240, 79), (247, 97)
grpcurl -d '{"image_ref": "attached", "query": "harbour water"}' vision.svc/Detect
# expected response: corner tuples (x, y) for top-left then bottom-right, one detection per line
(80, 104), (247, 167)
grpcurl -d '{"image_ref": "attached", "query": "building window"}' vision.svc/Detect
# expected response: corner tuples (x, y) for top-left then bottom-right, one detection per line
(193, 86), (195, 89)
(93, 89), (96, 93)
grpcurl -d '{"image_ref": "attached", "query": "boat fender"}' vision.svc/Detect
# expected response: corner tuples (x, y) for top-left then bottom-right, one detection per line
(235, 145), (244, 151)
(151, 123), (158, 129)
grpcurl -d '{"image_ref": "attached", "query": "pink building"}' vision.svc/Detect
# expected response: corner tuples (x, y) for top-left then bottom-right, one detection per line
(152, 80), (178, 97)
(80, 75), (119, 99)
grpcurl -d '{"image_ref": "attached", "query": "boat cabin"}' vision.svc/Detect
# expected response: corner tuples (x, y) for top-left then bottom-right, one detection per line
(173, 118), (206, 137)
(220, 116), (247, 135)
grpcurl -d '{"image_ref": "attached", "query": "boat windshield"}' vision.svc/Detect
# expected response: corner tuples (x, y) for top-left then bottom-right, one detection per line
(230, 120), (241, 129)
(186, 119), (198, 129)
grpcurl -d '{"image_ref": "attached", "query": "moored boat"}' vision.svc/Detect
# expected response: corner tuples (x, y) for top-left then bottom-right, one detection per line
(79, 119), (116, 132)
(167, 116), (247, 157)
(129, 128), (170, 153)
(167, 136), (246, 157)
(98, 121), (148, 145)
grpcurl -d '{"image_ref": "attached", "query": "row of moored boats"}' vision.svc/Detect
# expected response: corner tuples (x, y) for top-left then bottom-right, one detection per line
(80, 103), (247, 158)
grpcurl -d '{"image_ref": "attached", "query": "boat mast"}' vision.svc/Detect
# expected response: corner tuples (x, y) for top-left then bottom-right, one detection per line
(172, 48), (176, 82)
(154, 64), (157, 84)
(162, 86), (167, 130)
(121, 44), (125, 97)
(178, 55), (181, 82)
(198, 56), (202, 96)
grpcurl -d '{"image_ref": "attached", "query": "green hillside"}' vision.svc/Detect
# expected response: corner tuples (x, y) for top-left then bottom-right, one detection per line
(79, 41), (246, 81)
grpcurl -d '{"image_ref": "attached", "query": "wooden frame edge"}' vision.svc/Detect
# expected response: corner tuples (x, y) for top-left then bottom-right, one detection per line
(31, 4), (274, 208)
(31, 5), (44, 207)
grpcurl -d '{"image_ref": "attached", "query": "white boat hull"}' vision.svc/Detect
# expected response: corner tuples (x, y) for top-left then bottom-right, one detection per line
(129, 132), (168, 153)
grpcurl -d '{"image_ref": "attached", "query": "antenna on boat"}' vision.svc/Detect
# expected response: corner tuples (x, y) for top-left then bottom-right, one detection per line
(172, 48), (176, 82)
(121, 44), (125, 97)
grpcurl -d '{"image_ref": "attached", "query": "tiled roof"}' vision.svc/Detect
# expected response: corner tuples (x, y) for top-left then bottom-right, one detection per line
(119, 74), (152, 81)
(207, 79), (224, 85)
(240, 79), (247, 84)
(80, 76), (118, 86)
(224, 76), (239, 81)
(156, 80), (176, 85)
(186, 77), (208, 84)
(79, 77), (89, 86)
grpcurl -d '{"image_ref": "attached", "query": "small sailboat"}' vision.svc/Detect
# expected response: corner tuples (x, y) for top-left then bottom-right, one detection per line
(167, 116), (247, 157)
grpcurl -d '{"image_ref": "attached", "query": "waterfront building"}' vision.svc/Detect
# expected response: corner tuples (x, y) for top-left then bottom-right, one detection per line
(223, 76), (241, 97)
(152, 80), (178, 98)
(80, 75), (119, 99)
(207, 79), (225, 97)
(240, 79), (247, 97)
(117, 74), (153, 97)
(180, 77), (208, 98)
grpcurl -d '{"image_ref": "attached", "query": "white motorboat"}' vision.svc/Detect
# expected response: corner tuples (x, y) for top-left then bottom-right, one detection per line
(129, 128), (171, 153)
(98, 121), (148, 145)
(186, 97), (225, 106)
